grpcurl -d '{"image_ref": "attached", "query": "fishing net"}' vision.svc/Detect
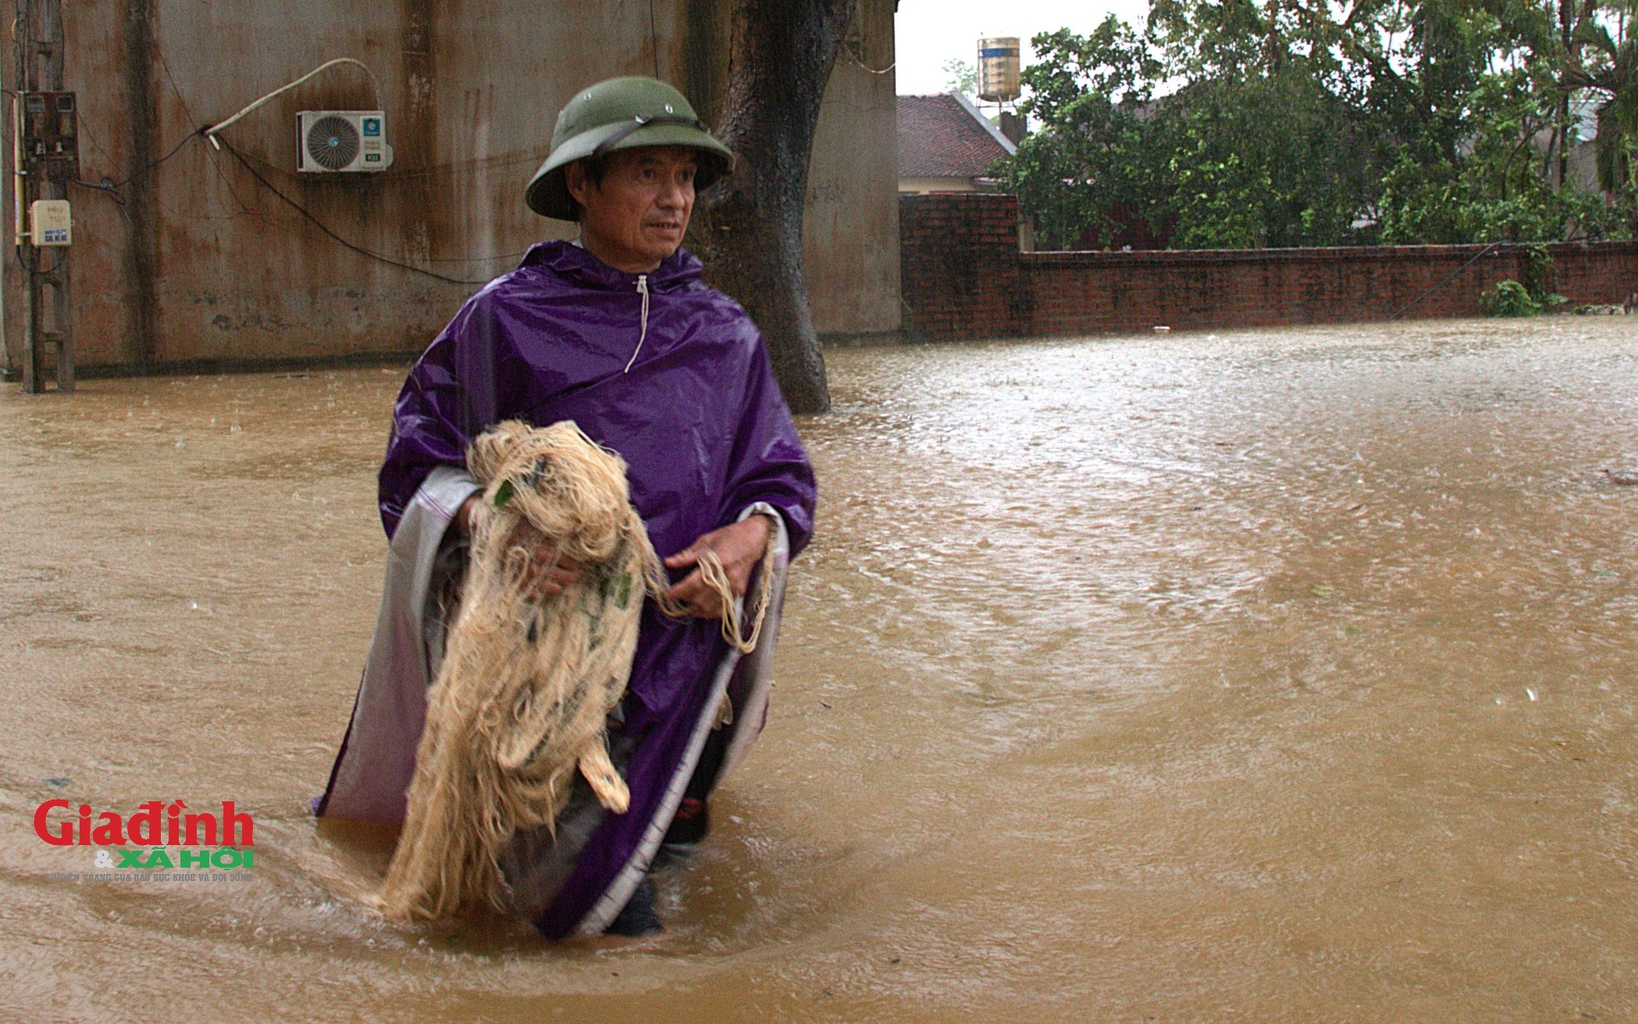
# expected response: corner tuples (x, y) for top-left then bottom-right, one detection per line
(377, 420), (770, 921)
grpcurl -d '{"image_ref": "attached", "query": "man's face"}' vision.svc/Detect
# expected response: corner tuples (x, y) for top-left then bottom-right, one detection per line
(566, 146), (698, 272)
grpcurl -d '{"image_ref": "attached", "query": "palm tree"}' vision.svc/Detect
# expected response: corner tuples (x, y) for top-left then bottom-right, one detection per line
(1563, 13), (1638, 200)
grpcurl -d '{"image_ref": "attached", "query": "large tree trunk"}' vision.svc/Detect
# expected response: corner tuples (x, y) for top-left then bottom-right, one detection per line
(693, 0), (854, 415)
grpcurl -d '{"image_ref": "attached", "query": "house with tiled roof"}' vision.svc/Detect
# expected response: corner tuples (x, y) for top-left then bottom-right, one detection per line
(897, 92), (1017, 194)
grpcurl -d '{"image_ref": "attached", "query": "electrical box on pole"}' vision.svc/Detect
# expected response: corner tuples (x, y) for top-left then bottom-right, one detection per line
(19, 90), (79, 182)
(30, 199), (71, 245)
(13, 0), (74, 394)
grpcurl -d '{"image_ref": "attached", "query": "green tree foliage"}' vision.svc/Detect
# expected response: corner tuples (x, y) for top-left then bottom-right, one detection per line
(1562, 5), (1638, 196)
(943, 58), (978, 95)
(1482, 278), (1545, 314)
(999, 0), (1638, 250)
(1003, 21), (1169, 249)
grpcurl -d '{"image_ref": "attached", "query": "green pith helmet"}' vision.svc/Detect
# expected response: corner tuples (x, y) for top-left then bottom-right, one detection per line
(525, 76), (734, 221)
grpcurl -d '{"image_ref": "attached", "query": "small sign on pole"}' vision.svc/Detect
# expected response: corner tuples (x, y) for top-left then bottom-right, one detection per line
(30, 199), (71, 246)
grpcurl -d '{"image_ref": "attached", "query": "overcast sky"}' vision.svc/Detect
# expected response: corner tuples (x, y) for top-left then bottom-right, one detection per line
(893, 0), (1151, 96)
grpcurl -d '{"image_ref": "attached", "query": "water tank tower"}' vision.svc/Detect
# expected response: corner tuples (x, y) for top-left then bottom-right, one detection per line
(976, 37), (1021, 103)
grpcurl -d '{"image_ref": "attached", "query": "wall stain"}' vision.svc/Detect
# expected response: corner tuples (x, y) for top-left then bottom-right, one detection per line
(124, 0), (158, 366)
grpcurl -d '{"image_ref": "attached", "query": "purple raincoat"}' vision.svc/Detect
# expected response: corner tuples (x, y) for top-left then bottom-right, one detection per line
(319, 240), (815, 938)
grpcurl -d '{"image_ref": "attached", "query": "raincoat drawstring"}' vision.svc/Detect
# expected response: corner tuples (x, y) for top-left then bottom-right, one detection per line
(624, 274), (649, 373)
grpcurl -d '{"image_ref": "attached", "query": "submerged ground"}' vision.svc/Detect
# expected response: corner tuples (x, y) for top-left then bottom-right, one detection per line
(2, 317), (1635, 1022)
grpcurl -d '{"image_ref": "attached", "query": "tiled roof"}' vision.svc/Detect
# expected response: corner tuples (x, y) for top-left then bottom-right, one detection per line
(897, 93), (1015, 180)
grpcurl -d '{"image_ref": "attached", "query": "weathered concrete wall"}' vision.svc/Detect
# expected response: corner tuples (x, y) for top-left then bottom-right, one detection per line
(2, 0), (899, 375)
(900, 192), (1638, 340)
(803, 0), (900, 343)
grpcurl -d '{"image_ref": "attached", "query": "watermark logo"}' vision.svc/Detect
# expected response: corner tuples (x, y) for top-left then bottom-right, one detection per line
(34, 799), (256, 882)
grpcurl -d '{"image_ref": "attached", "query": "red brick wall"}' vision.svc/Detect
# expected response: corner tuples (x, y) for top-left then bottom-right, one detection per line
(899, 192), (1638, 341)
(898, 192), (1028, 339)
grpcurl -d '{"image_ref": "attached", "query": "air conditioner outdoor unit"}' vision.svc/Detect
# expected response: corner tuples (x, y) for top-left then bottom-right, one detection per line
(297, 110), (393, 172)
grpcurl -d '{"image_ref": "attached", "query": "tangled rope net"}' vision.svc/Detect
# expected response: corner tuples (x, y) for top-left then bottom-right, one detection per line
(378, 420), (770, 921)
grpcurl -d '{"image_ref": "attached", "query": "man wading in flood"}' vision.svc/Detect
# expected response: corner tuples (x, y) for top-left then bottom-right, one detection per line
(313, 77), (817, 938)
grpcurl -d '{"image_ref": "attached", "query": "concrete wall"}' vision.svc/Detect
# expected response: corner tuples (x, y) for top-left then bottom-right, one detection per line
(900, 192), (1638, 340)
(804, 0), (900, 343)
(899, 176), (981, 193)
(2, 0), (899, 375)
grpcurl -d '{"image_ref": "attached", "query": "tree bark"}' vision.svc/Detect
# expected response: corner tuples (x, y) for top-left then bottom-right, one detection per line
(693, 0), (855, 415)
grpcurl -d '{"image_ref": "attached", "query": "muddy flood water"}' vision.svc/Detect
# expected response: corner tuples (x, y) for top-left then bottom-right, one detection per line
(3, 316), (1637, 1022)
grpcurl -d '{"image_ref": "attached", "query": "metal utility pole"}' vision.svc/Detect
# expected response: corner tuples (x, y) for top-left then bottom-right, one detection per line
(13, 0), (76, 393)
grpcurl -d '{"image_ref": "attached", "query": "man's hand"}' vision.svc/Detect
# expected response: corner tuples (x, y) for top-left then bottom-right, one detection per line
(455, 494), (582, 602)
(663, 515), (774, 619)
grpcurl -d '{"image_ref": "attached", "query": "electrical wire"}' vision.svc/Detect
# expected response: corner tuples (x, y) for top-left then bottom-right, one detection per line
(15, 89), (204, 209)
(156, 46), (197, 128)
(22, 48), (522, 284)
(30, 59), (188, 209)
(1387, 241), (1507, 320)
(402, 249), (533, 264)
(232, 138), (548, 184)
(68, 178), (122, 203)
(16, 243), (66, 276)
(205, 58), (383, 148)
(843, 37), (896, 75)
(62, 105), (528, 272)
(111, 128), (204, 190)
(220, 142), (530, 263)
(219, 138), (498, 286)
(152, 42), (261, 224)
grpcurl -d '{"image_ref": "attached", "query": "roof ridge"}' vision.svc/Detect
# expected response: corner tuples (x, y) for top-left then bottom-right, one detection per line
(949, 91), (1017, 156)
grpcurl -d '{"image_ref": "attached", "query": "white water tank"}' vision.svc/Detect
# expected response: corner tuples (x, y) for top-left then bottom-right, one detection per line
(977, 37), (1021, 103)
